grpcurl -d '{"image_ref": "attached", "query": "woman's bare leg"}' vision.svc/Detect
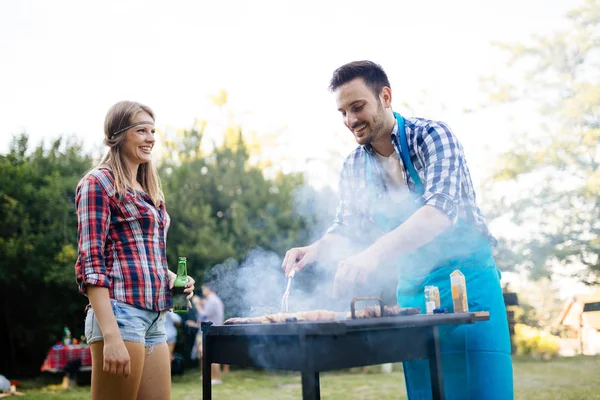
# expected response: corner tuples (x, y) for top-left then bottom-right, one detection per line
(136, 343), (171, 400)
(90, 341), (145, 400)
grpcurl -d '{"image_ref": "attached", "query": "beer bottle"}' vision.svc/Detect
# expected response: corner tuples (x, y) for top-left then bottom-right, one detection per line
(172, 257), (189, 313)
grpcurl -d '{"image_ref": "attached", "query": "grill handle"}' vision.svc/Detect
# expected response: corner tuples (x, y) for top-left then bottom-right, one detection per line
(350, 296), (385, 319)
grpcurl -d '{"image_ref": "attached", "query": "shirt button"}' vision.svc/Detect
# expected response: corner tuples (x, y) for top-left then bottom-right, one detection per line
(159, 223), (164, 228)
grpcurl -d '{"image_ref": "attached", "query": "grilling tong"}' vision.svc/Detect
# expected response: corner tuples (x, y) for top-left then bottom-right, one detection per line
(280, 265), (297, 313)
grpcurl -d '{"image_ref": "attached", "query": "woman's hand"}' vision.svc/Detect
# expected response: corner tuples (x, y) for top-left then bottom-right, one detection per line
(102, 334), (131, 377)
(183, 276), (195, 299)
(168, 271), (196, 300)
(86, 286), (131, 377)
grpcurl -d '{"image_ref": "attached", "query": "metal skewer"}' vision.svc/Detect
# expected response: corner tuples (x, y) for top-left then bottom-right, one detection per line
(281, 267), (296, 313)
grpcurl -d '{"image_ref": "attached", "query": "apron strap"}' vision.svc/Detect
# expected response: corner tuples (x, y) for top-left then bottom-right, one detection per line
(394, 112), (424, 194)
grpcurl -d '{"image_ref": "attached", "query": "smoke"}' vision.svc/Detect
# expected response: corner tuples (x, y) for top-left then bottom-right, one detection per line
(204, 245), (398, 320)
(201, 182), (403, 319)
(203, 247), (344, 318)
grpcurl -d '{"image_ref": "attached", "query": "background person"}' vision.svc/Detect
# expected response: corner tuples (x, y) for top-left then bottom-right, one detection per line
(187, 285), (224, 385)
(165, 311), (182, 361)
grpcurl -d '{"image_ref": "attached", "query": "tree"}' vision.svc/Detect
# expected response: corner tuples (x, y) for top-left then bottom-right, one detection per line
(0, 134), (92, 376)
(157, 102), (338, 327)
(482, 0), (600, 282)
(158, 112), (333, 286)
(0, 98), (337, 376)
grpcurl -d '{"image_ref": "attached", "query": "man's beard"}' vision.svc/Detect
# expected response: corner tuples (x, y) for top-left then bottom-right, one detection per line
(363, 102), (386, 145)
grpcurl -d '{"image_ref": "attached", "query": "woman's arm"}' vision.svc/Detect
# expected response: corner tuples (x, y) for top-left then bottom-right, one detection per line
(87, 286), (131, 377)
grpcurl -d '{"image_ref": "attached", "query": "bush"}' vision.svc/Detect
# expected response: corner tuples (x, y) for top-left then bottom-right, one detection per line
(514, 323), (560, 359)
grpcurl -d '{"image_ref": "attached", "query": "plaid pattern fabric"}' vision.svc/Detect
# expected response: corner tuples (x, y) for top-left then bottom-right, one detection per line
(40, 345), (92, 372)
(328, 116), (496, 245)
(75, 168), (172, 311)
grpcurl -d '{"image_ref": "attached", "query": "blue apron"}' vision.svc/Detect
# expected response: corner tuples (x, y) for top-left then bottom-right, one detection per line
(365, 113), (514, 400)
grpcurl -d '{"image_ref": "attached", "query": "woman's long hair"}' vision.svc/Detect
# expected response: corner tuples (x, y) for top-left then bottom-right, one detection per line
(95, 100), (164, 205)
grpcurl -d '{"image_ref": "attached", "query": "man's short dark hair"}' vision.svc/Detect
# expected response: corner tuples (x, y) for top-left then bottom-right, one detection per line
(329, 60), (391, 98)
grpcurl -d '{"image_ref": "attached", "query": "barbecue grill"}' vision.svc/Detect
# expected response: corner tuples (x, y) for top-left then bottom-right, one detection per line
(201, 305), (490, 400)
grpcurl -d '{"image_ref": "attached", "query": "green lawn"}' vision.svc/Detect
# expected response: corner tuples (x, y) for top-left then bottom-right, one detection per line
(15, 356), (600, 399)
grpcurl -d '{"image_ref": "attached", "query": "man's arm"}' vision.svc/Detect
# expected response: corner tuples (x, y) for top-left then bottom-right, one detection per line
(370, 119), (464, 260)
(368, 205), (451, 264)
(334, 121), (464, 293)
(418, 120), (464, 226)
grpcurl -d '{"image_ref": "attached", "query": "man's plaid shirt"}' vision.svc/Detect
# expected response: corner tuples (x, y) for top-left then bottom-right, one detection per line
(75, 168), (172, 311)
(327, 116), (495, 245)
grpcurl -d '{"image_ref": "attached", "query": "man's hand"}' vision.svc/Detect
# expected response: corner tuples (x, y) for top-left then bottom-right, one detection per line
(281, 243), (319, 277)
(333, 250), (380, 298)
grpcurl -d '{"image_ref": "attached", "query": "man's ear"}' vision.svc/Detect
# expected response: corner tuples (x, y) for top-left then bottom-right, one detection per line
(380, 87), (392, 108)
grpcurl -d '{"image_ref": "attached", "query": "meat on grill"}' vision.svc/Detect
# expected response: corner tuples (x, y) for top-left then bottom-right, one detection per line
(224, 304), (418, 325)
(224, 310), (339, 325)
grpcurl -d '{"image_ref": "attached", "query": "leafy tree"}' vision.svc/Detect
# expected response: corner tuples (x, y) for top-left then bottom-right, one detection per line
(0, 134), (91, 376)
(159, 119), (331, 284)
(482, 0), (600, 282)
(0, 99), (336, 376)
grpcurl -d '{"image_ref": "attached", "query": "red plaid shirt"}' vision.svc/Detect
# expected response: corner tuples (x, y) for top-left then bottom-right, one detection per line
(75, 168), (172, 311)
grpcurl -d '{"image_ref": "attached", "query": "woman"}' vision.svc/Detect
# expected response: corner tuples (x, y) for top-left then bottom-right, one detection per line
(75, 100), (195, 400)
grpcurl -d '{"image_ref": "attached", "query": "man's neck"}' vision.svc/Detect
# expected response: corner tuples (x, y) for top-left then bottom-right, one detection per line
(371, 112), (396, 157)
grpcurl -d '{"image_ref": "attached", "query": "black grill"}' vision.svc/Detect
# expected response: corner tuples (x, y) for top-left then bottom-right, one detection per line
(201, 311), (489, 400)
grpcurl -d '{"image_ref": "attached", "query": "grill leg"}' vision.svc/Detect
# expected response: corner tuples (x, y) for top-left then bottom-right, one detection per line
(428, 326), (445, 400)
(301, 371), (320, 400)
(202, 329), (212, 399)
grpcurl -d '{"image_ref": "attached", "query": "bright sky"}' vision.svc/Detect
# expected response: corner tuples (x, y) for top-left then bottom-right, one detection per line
(1, 0), (589, 298)
(1, 0), (575, 170)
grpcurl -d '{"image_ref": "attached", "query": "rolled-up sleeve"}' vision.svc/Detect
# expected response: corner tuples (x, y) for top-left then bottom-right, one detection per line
(75, 175), (111, 293)
(418, 122), (463, 225)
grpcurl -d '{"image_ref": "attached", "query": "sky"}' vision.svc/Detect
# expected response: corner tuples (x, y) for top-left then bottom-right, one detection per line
(0, 0), (591, 298)
(0, 0), (575, 171)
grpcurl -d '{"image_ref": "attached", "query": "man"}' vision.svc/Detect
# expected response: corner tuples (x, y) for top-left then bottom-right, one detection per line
(282, 61), (514, 399)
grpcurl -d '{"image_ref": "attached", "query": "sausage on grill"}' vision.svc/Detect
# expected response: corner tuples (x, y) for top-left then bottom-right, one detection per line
(224, 304), (416, 325)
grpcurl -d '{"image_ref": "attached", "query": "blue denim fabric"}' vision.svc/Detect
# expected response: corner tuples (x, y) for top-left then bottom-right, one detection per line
(85, 299), (167, 347)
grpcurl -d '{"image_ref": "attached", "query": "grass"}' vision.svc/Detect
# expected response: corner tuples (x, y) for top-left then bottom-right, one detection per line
(14, 356), (600, 399)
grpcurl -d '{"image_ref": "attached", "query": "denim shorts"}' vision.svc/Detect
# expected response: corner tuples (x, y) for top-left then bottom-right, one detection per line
(85, 299), (167, 347)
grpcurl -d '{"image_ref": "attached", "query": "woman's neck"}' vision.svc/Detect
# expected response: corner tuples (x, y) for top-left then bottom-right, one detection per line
(123, 158), (142, 190)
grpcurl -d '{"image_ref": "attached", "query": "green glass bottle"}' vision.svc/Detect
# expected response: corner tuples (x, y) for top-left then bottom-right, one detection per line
(172, 257), (189, 313)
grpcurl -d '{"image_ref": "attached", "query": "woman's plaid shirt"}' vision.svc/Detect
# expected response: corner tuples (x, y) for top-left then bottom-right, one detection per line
(327, 116), (496, 245)
(75, 168), (172, 311)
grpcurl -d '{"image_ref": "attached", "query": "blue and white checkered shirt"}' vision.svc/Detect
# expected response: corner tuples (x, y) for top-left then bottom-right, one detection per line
(327, 116), (496, 246)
